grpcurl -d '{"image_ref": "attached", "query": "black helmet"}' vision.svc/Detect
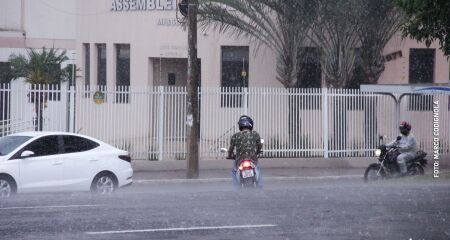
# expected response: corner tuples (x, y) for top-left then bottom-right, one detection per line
(399, 121), (411, 135)
(238, 115), (253, 131)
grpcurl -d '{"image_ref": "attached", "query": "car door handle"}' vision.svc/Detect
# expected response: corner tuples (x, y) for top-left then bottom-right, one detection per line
(53, 161), (63, 165)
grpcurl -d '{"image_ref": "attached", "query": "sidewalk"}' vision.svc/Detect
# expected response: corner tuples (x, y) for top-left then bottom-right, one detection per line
(131, 156), (450, 181)
(132, 157), (373, 181)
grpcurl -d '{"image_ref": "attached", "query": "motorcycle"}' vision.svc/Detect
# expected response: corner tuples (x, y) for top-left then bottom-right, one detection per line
(364, 137), (427, 182)
(220, 139), (264, 188)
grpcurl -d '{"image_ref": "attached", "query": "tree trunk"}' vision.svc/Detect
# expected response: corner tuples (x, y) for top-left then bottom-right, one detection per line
(186, 0), (200, 179)
(33, 93), (44, 131)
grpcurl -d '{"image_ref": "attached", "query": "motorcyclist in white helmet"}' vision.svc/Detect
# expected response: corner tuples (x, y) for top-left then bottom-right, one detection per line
(386, 121), (418, 176)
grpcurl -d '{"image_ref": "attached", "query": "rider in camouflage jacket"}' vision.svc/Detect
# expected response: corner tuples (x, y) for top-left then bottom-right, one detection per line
(228, 116), (262, 164)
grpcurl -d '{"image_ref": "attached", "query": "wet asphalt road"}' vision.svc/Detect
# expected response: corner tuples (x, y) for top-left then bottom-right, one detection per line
(0, 177), (449, 240)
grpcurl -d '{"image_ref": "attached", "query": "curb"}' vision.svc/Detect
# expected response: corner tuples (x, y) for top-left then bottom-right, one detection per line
(134, 174), (363, 184)
(131, 171), (450, 185)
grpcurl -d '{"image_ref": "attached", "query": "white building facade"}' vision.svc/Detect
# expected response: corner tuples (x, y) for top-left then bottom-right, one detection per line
(0, 0), (76, 68)
(0, 0), (449, 88)
(75, 0), (450, 89)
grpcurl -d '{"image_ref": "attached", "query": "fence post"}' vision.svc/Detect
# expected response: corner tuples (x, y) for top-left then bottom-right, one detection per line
(68, 85), (75, 133)
(158, 86), (164, 161)
(243, 87), (248, 115)
(322, 88), (329, 158)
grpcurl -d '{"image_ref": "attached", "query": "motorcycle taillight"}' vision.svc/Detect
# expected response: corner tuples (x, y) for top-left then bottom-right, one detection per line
(239, 160), (253, 171)
(242, 161), (252, 168)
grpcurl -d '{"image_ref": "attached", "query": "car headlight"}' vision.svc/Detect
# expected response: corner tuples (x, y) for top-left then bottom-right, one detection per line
(375, 149), (382, 157)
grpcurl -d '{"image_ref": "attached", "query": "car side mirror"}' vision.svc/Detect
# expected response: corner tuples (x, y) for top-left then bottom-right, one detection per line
(21, 150), (35, 158)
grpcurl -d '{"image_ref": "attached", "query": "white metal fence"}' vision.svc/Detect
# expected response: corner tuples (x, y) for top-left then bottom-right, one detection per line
(1, 82), (449, 160)
(1, 81), (68, 135)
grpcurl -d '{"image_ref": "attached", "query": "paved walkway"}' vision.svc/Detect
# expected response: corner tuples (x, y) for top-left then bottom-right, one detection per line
(131, 156), (449, 181)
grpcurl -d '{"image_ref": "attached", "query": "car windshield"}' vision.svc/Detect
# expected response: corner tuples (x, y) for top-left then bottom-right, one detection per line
(0, 136), (33, 156)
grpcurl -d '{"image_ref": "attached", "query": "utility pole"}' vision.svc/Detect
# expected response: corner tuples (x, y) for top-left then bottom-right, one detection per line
(186, 0), (200, 179)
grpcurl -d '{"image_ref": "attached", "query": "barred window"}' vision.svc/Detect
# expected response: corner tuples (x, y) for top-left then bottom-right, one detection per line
(221, 46), (249, 108)
(297, 47), (322, 110)
(115, 44), (130, 104)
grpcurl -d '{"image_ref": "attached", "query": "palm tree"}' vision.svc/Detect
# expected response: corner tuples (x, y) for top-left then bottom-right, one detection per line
(199, 0), (320, 156)
(198, 0), (317, 88)
(306, 0), (361, 88)
(9, 48), (70, 131)
(356, 0), (405, 85)
(198, 0), (404, 156)
(200, 0), (404, 88)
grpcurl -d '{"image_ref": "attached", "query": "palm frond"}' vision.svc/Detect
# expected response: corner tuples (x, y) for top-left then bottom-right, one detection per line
(9, 48), (69, 85)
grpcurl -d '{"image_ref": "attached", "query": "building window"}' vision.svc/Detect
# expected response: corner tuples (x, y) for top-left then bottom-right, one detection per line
(221, 46), (249, 108)
(298, 47), (322, 88)
(67, 64), (76, 87)
(168, 73), (176, 86)
(409, 48), (435, 84)
(83, 43), (90, 87)
(221, 46), (249, 88)
(116, 44), (130, 103)
(96, 44), (107, 87)
(297, 47), (322, 110)
(408, 48), (435, 111)
(0, 62), (11, 121)
(0, 62), (13, 84)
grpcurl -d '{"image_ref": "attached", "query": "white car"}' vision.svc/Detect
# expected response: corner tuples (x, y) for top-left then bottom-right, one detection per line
(0, 132), (133, 198)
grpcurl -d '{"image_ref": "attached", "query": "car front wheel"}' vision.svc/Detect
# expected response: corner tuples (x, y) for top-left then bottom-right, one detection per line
(91, 172), (117, 195)
(0, 175), (17, 198)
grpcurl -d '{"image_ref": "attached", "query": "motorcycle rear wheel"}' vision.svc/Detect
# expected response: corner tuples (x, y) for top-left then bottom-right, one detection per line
(408, 164), (424, 176)
(241, 177), (256, 188)
(364, 164), (385, 183)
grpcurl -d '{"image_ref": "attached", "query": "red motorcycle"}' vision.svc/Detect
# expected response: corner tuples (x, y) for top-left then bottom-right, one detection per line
(236, 159), (258, 187)
(221, 139), (264, 188)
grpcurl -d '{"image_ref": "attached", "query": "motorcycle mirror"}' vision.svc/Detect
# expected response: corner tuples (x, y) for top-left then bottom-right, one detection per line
(260, 139), (265, 144)
(220, 148), (228, 153)
(396, 136), (402, 141)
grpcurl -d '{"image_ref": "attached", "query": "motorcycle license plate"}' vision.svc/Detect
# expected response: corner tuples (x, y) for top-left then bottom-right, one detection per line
(242, 170), (254, 178)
